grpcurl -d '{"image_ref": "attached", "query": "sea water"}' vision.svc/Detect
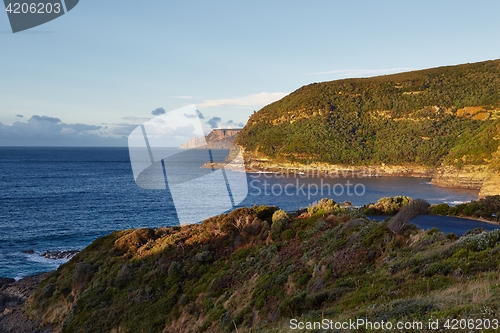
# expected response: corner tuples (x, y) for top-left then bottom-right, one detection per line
(0, 147), (482, 279)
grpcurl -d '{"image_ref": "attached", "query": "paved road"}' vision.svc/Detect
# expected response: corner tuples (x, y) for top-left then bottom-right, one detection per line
(368, 215), (500, 236)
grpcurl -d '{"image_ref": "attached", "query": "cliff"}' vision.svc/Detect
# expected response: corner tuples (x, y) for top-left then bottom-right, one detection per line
(431, 165), (489, 189)
(180, 129), (241, 149)
(234, 59), (500, 197)
(478, 145), (500, 198)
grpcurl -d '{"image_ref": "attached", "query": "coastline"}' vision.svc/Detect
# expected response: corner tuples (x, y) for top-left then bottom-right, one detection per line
(436, 214), (500, 226)
(204, 151), (435, 179)
(206, 146), (500, 197)
(206, 157), (464, 186)
(201, 143), (500, 198)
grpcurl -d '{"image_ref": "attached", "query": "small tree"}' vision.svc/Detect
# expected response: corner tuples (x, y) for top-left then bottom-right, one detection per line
(388, 199), (430, 235)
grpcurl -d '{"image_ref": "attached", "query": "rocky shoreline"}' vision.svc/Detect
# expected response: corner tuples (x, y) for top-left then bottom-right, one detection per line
(208, 147), (500, 199)
(0, 273), (52, 333)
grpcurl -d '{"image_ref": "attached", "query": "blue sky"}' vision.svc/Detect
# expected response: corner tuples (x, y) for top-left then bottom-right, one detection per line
(1, 0), (500, 145)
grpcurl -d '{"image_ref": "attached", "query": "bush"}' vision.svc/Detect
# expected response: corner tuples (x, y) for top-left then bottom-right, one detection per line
(72, 261), (96, 283)
(429, 203), (450, 215)
(458, 229), (500, 251)
(448, 196), (500, 220)
(168, 261), (184, 279)
(272, 209), (289, 224)
(308, 198), (348, 216)
(195, 251), (214, 263)
(281, 229), (295, 240)
(253, 205), (278, 222)
(362, 196), (412, 215)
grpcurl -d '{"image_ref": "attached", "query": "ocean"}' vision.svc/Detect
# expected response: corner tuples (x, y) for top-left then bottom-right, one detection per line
(0, 147), (484, 279)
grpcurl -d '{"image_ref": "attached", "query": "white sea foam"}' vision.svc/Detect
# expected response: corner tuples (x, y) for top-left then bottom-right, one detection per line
(446, 200), (469, 206)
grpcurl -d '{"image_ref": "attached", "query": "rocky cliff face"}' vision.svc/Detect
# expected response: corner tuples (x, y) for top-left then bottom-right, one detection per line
(432, 145), (500, 197)
(431, 165), (490, 190)
(479, 171), (500, 198)
(239, 149), (435, 177)
(240, 148), (499, 199)
(180, 129), (241, 149)
(478, 146), (500, 198)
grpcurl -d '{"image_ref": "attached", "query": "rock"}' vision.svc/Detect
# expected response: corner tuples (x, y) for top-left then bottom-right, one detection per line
(479, 171), (500, 198)
(22, 250), (34, 254)
(431, 162), (500, 199)
(431, 165), (488, 190)
(0, 278), (15, 288)
(180, 129), (241, 149)
(0, 272), (53, 333)
(41, 250), (79, 260)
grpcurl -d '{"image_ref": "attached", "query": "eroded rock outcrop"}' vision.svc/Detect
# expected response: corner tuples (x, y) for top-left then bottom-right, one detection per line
(479, 171), (500, 198)
(180, 129), (241, 149)
(431, 165), (489, 190)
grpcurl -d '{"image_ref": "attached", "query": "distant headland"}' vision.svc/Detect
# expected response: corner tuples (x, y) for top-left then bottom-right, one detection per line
(180, 128), (241, 149)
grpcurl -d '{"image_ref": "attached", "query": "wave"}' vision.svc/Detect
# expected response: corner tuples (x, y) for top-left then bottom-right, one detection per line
(445, 200), (470, 206)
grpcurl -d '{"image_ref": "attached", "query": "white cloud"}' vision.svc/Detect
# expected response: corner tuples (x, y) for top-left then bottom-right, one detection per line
(310, 68), (415, 77)
(121, 116), (151, 121)
(198, 92), (288, 108)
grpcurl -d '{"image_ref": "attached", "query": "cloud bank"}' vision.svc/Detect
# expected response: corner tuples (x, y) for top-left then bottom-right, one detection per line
(206, 117), (244, 129)
(0, 116), (127, 146)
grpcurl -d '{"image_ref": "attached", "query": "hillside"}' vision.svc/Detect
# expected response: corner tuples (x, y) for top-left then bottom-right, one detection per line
(180, 129), (241, 149)
(21, 199), (500, 332)
(235, 59), (500, 196)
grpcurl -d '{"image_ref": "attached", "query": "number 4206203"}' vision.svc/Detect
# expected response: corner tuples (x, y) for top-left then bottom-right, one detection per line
(5, 2), (61, 14)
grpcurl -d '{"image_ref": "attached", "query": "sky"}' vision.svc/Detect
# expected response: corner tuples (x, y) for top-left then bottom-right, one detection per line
(1, 0), (500, 146)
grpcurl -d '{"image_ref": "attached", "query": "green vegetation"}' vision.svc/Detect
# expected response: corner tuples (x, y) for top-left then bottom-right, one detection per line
(430, 195), (500, 221)
(25, 199), (500, 333)
(362, 196), (412, 215)
(235, 59), (500, 169)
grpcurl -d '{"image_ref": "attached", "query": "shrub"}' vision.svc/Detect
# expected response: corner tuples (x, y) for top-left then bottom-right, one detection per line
(448, 196), (500, 220)
(429, 203), (450, 215)
(168, 261), (184, 279)
(458, 229), (500, 251)
(270, 211), (289, 240)
(72, 261), (96, 283)
(480, 195), (500, 214)
(281, 229), (295, 240)
(362, 196), (412, 215)
(308, 198), (348, 216)
(272, 209), (289, 224)
(219, 312), (234, 332)
(253, 205), (278, 222)
(369, 298), (439, 321)
(195, 251), (214, 263)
